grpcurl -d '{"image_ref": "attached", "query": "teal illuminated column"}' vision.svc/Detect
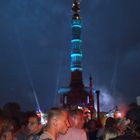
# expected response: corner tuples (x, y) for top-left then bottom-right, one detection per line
(70, 1), (82, 72)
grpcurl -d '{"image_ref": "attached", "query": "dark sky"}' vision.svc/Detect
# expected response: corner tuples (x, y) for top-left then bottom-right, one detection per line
(0, 0), (140, 111)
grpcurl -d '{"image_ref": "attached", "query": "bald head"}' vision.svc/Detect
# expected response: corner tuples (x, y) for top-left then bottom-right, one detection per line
(47, 107), (69, 135)
(69, 109), (84, 129)
(47, 107), (66, 123)
(69, 108), (83, 117)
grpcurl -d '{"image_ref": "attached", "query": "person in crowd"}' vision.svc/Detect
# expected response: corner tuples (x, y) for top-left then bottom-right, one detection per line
(85, 119), (97, 140)
(26, 112), (43, 140)
(16, 112), (29, 140)
(39, 107), (69, 140)
(0, 119), (17, 140)
(96, 117), (118, 140)
(103, 127), (119, 140)
(105, 117), (117, 129)
(16, 121), (27, 140)
(110, 106), (140, 140)
(58, 108), (87, 140)
(116, 118), (130, 135)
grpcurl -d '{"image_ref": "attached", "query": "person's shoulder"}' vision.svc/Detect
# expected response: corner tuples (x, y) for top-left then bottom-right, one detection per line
(64, 128), (86, 138)
(39, 132), (52, 140)
(42, 138), (52, 140)
(110, 134), (140, 140)
(69, 127), (86, 134)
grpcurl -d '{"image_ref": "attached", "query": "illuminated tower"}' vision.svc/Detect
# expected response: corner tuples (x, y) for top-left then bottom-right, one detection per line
(58, 0), (90, 108)
(70, 0), (83, 87)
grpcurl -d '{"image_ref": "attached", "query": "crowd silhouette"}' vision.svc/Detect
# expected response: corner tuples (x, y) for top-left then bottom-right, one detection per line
(0, 102), (140, 140)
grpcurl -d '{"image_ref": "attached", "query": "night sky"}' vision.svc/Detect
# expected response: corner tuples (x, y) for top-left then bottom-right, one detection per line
(0, 0), (140, 111)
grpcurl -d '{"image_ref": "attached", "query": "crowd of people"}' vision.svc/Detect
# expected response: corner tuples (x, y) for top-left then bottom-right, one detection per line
(0, 103), (140, 140)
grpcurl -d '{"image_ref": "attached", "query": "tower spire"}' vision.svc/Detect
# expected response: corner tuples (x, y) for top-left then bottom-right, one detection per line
(70, 0), (83, 87)
(88, 75), (96, 119)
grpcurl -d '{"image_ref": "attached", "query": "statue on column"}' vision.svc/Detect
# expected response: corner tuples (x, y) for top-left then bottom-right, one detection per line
(72, 0), (80, 13)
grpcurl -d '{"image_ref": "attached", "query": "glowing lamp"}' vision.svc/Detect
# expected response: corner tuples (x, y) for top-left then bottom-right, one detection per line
(114, 111), (122, 119)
